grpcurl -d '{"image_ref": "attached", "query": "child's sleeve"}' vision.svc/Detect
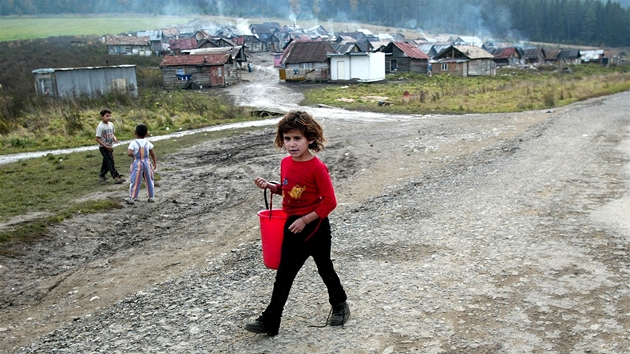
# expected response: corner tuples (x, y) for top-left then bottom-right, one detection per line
(313, 164), (337, 218)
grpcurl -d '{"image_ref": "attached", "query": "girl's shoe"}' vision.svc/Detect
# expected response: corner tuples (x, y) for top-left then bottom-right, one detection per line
(328, 301), (350, 326)
(148, 197), (155, 203)
(125, 197), (135, 204)
(244, 317), (278, 336)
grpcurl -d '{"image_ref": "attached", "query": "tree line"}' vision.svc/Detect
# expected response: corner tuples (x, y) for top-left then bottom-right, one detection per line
(2, 0), (629, 46)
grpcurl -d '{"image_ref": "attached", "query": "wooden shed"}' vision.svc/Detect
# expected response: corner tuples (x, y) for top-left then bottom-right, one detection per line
(379, 42), (430, 74)
(160, 54), (235, 89)
(433, 45), (495, 76)
(32, 65), (138, 98)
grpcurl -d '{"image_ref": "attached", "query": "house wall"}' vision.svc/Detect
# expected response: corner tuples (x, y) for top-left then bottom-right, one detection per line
(35, 66), (138, 97)
(386, 57), (427, 74)
(386, 57), (410, 73)
(434, 62), (467, 77)
(468, 59), (494, 76)
(409, 59), (428, 74)
(330, 52), (385, 82)
(107, 45), (152, 56)
(330, 57), (350, 80)
(282, 63), (329, 82)
(367, 52), (386, 81)
(161, 65), (237, 88)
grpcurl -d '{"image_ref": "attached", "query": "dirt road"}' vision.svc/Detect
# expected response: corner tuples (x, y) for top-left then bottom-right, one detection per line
(1, 55), (629, 353)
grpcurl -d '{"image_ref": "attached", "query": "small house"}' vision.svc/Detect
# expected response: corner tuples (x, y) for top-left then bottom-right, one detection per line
(160, 54), (235, 88)
(544, 49), (562, 63)
(241, 35), (267, 52)
(558, 49), (581, 65)
(183, 46), (248, 73)
(379, 42), (430, 74)
(136, 30), (165, 53)
(279, 41), (336, 82)
(328, 51), (385, 83)
(523, 48), (546, 65)
(433, 45), (495, 76)
(106, 36), (152, 56)
(32, 65), (138, 98)
(491, 47), (525, 67)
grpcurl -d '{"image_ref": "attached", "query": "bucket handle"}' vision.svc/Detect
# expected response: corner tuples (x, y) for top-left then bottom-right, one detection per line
(264, 181), (280, 219)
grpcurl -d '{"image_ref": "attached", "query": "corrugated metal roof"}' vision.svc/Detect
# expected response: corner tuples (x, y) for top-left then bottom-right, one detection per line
(160, 54), (231, 66)
(32, 65), (136, 74)
(581, 49), (604, 62)
(137, 30), (163, 41)
(492, 47), (519, 59)
(283, 41), (336, 64)
(169, 38), (198, 50)
(453, 45), (494, 59)
(523, 48), (544, 59)
(106, 35), (150, 46)
(558, 49), (581, 59)
(391, 42), (429, 59)
(545, 49), (562, 60)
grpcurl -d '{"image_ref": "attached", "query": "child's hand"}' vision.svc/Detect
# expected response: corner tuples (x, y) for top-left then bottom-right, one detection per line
(254, 177), (268, 190)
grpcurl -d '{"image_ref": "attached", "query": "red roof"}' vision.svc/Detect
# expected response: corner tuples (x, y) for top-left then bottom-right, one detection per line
(160, 54), (231, 66)
(392, 42), (429, 60)
(493, 47), (518, 59)
(169, 38), (198, 50)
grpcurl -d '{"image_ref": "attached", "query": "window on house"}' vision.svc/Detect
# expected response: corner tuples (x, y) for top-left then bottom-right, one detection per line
(441, 63), (448, 71)
(390, 59), (398, 71)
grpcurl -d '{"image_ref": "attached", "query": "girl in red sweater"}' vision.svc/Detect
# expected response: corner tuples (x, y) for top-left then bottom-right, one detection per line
(246, 111), (350, 336)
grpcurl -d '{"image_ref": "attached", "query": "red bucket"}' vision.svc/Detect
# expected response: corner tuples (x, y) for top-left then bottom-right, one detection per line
(257, 209), (287, 269)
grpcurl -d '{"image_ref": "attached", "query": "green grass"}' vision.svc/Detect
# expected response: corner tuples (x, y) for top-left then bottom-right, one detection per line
(0, 15), (195, 41)
(0, 90), (258, 155)
(0, 125), (259, 249)
(302, 65), (630, 114)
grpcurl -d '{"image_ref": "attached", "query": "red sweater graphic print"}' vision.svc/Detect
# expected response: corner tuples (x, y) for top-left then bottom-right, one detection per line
(279, 156), (337, 218)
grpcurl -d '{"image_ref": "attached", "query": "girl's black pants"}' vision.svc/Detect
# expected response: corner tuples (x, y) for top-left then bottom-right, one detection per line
(261, 216), (347, 329)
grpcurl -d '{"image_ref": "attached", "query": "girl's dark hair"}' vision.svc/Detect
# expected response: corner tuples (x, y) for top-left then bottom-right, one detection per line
(274, 111), (326, 152)
(135, 124), (148, 138)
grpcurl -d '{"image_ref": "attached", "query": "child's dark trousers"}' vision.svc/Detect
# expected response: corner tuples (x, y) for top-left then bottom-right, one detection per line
(99, 146), (120, 178)
(261, 216), (347, 329)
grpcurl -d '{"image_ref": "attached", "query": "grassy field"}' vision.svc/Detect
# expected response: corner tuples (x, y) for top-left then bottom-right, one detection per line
(0, 15), (196, 41)
(302, 65), (630, 114)
(0, 14), (424, 43)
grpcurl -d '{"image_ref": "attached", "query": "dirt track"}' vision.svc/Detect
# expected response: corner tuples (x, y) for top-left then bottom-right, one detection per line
(1, 55), (629, 353)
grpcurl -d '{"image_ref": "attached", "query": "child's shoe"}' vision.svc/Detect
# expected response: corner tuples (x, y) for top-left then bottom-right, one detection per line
(125, 197), (135, 205)
(148, 197), (155, 203)
(244, 316), (279, 336)
(99, 175), (108, 183)
(114, 176), (126, 184)
(328, 301), (350, 326)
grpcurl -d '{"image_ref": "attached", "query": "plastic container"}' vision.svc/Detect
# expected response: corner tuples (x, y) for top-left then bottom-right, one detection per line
(257, 208), (287, 269)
